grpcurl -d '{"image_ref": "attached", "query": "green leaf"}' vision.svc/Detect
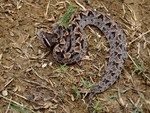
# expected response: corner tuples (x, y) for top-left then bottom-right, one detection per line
(10, 103), (29, 113)
(92, 100), (103, 113)
(82, 79), (96, 89)
(72, 85), (81, 99)
(132, 108), (144, 113)
(121, 88), (130, 94)
(132, 57), (144, 75)
(53, 64), (68, 73)
(60, 3), (76, 28)
(107, 95), (117, 99)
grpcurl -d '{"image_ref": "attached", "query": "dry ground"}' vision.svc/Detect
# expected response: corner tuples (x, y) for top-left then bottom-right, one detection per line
(0, 0), (150, 113)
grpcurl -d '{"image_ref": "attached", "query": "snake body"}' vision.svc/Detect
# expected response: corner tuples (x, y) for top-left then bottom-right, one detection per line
(39, 10), (126, 112)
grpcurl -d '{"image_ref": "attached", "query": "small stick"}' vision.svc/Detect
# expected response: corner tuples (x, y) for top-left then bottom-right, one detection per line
(0, 78), (14, 92)
(127, 52), (139, 69)
(44, 0), (50, 17)
(5, 97), (12, 113)
(129, 29), (150, 45)
(74, 0), (86, 11)
(0, 94), (35, 113)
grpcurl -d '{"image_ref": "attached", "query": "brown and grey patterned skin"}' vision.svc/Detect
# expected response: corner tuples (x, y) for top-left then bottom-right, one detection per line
(39, 10), (127, 113)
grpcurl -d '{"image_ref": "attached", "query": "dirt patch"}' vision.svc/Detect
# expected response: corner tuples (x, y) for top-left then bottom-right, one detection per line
(0, 0), (150, 113)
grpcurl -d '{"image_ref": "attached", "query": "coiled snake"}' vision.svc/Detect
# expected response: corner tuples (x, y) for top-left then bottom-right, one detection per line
(39, 10), (127, 113)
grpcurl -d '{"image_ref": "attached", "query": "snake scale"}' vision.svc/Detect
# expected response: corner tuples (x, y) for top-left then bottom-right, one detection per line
(39, 10), (127, 112)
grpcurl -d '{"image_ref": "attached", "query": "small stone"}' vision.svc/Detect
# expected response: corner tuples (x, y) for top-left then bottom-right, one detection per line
(71, 94), (75, 101)
(49, 62), (53, 66)
(42, 63), (47, 68)
(10, 31), (15, 37)
(38, 49), (41, 55)
(2, 90), (8, 96)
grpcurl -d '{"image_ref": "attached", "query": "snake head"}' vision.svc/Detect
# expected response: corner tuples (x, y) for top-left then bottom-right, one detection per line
(38, 31), (58, 48)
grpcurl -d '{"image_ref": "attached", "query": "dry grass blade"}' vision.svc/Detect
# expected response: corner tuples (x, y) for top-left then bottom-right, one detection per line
(0, 78), (14, 92)
(74, 0), (86, 11)
(0, 0), (150, 113)
(129, 29), (150, 45)
(5, 97), (12, 113)
(44, 0), (50, 17)
(0, 95), (35, 113)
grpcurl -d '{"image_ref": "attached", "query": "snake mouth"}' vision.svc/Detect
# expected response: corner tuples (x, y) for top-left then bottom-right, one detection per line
(38, 31), (59, 48)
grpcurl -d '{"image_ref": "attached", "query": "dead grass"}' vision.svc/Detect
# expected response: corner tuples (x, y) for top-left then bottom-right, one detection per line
(0, 0), (150, 113)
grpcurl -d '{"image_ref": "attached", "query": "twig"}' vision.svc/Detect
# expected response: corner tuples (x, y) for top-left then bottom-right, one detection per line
(5, 97), (12, 113)
(23, 79), (50, 90)
(31, 67), (49, 83)
(128, 97), (140, 108)
(0, 94), (35, 113)
(74, 0), (86, 11)
(143, 73), (150, 81)
(44, 0), (50, 17)
(8, 91), (44, 106)
(9, 91), (28, 101)
(127, 52), (139, 69)
(129, 29), (150, 45)
(118, 87), (125, 107)
(87, 26), (102, 38)
(0, 78), (14, 92)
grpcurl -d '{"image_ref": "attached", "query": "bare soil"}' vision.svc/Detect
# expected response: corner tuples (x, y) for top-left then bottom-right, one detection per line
(0, 0), (150, 113)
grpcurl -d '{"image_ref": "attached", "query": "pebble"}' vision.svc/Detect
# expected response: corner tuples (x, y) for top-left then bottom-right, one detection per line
(2, 90), (8, 96)
(42, 63), (47, 68)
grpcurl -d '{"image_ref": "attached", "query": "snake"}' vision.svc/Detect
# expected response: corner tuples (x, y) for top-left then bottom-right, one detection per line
(39, 10), (127, 112)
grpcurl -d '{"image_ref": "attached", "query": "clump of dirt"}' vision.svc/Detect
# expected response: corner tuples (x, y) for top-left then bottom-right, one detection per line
(0, 0), (150, 113)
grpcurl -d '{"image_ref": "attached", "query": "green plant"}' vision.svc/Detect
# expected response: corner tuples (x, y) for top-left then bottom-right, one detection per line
(107, 95), (117, 99)
(121, 88), (130, 94)
(10, 103), (29, 113)
(92, 100), (103, 113)
(60, 3), (76, 28)
(132, 57), (144, 75)
(131, 107), (144, 113)
(82, 79), (96, 89)
(53, 64), (68, 73)
(72, 85), (81, 99)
